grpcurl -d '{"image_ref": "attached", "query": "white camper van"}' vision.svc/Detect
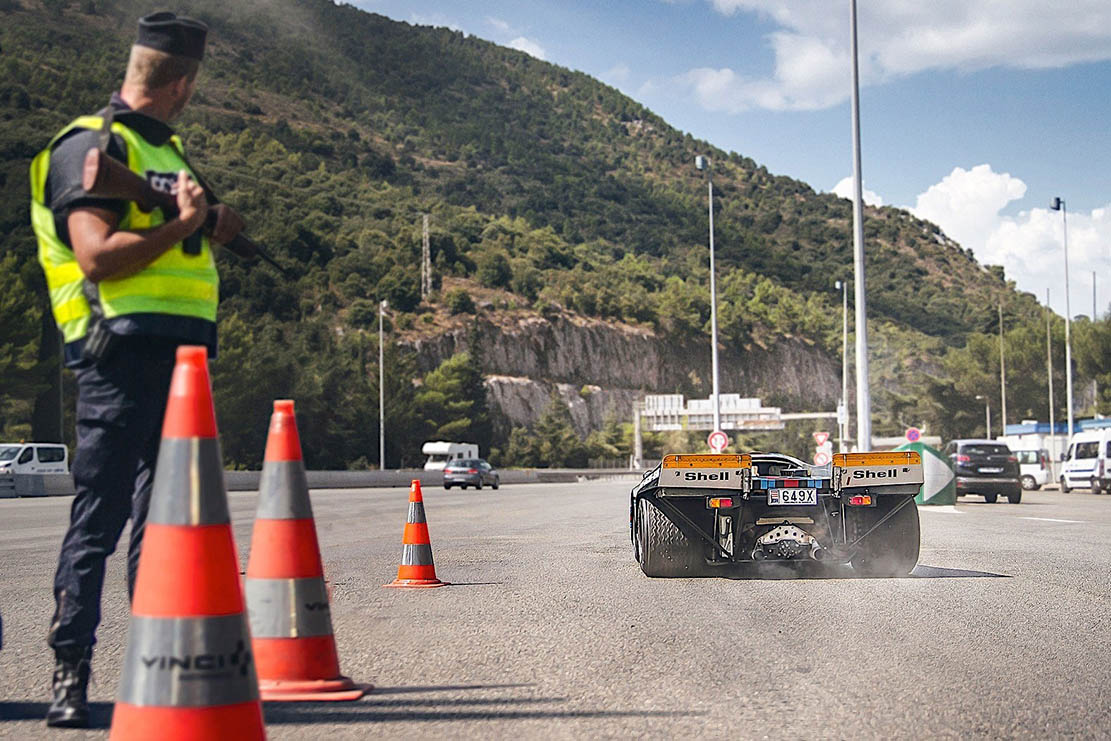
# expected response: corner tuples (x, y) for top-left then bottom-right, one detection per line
(1060, 428), (1111, 494)
(422, 441), (479, 471)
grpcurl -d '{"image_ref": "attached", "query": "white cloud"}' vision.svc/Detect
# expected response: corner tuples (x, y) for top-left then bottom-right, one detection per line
(675, 1), (1111, 112)
(408, 13), (466, 34)
(486, 16), (511, 33)
(911, 165), (1026, 253)
(831, 176), (883, 207)
(905, 165), (1111, 317)
(606, 62), (632, 85)
(508, 36), (547, 60)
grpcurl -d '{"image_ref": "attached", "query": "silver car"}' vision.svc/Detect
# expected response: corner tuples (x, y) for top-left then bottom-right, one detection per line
(443, 459), (500, 490)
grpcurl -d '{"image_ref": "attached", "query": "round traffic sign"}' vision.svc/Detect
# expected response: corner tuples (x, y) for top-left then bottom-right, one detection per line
(813, 451), (832, 466)
(905, 427), (921, 442)
(707, 430), (729, 453)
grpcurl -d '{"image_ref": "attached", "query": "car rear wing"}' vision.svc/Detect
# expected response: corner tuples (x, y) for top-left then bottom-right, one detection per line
(634, 454), (751, 497)
(635, 451), (923, 498)
(833, 451), (923, 495)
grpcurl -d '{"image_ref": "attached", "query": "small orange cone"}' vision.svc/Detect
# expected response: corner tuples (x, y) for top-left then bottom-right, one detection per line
(110, 346), (265, 740)
(245, 400), (369, 702)
(384, 480), (449, 588)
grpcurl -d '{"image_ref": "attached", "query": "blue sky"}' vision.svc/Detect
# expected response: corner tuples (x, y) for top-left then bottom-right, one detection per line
(353, 1), (1111, 318)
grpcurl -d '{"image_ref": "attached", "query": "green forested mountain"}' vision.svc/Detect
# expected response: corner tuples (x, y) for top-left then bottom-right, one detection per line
(1, 0), (1107, 466)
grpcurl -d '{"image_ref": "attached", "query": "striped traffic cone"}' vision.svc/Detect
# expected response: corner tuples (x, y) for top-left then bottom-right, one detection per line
(384, 480), (448, 588)
(245, 400), (368, 701)
(110, 346), (264, 740)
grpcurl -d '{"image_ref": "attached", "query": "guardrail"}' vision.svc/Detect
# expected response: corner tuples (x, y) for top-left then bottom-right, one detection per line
(0, 469), (642, 498)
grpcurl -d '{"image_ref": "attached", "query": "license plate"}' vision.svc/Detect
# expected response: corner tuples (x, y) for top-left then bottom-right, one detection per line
(979, 467), (1003, 474)
(768, 488), (817, 505)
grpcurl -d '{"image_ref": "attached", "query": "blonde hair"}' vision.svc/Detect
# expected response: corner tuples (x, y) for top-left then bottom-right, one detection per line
(123, 44), (199, 91)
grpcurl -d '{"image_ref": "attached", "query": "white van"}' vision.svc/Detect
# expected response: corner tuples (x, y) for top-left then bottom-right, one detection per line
(422, 441), (479, 471)
(1013, 449), (1050, 490)
(1060, 429), (1110, 494)
(0, 442), (69, 475)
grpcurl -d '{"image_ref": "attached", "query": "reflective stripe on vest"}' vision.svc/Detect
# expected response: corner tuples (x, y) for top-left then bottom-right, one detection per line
(29, 116), (218, 343)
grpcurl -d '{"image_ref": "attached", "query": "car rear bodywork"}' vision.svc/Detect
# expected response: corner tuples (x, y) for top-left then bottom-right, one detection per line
(630, 451), (924, 577)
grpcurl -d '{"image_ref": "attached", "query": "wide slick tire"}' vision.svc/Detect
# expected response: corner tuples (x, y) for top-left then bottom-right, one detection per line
(851, 495), (920, 577)
(636, 498), (704, 578)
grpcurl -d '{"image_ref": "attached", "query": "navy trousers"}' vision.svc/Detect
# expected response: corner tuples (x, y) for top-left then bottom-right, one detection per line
(48, 336), (179, 651)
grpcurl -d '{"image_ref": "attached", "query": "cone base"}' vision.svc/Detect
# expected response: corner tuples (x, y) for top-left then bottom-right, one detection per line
(383, 578), (449, 588)
(260, 676), (371, 702)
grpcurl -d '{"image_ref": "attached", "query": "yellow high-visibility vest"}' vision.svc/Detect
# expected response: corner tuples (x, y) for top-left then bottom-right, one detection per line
(29, 115), (218, 344)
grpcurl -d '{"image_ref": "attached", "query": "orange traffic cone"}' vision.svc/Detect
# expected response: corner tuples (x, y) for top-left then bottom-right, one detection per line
(110, 346), (264, 740)
(244, 400), (368, 702)
(384, 480), (448, 588)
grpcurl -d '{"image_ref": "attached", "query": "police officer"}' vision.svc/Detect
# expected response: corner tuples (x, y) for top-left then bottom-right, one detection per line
(29, 12), (239, 728)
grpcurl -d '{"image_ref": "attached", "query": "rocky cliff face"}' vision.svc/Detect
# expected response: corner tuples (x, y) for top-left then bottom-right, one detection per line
(401, 313), (839, 436)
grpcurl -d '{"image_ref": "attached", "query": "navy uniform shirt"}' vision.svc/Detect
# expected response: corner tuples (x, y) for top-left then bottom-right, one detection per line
(45, 93), (217, 365)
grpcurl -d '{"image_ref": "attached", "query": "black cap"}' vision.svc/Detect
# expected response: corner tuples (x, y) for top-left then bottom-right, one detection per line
(136, 11), (208, 61)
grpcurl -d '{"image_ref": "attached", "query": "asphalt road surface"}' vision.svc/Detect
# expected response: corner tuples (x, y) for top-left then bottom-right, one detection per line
(1, 482), (1109, 739)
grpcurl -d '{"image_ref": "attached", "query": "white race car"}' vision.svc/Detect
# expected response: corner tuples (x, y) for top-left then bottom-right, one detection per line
(630, 451), (923, 577)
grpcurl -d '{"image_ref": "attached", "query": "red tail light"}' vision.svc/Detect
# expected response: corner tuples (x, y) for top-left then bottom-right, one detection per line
(956, 455), (971, 463)
(1007, 456), (1017, 463)
(467, 468), (478, 474)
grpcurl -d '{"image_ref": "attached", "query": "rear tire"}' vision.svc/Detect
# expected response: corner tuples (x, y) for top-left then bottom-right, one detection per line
(444, 484), (451, 490)
(492, 478), (499, 490)
(1007, 490), (1022, 504)
(636, 498), (704, 577)
(1092, 479), (1102, 495)
(1021, 475), (1036, 491)
(1060, 477), (1071, 493)
(475, 480), (483, 490)
(983, 493), (998, 503)
(851, 495), (920, 577)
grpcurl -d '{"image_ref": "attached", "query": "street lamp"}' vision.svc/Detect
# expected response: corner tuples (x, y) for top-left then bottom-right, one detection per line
(975, 395), (991, 438)
(379, 298), (388, 470)
(849, 0), (872, 451)
(835, 279), (849, 452)
(1046, 287), (1056, 479)
(1050, 197), (1073, 439)
(695, 154), (721, 435)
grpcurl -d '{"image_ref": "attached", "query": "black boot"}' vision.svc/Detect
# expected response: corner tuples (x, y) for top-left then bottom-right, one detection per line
(46, 646), (91, 728)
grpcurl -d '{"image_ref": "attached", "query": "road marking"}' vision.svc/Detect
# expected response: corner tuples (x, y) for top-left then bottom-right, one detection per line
(1019, 517), (1083, 524)
(918, 505), (963, 514)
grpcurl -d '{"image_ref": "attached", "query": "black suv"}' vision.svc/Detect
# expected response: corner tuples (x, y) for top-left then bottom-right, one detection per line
(943, 439), (1021, 504)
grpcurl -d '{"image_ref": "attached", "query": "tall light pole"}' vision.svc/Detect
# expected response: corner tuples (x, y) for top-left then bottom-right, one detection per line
(835, 279), (849, 452)
(1046, 288), (1056, 479)
(1050, 197), (1073, 438)
(999, 302), (1007, 433)
(695, 155), (721, 434)
(379, 299), (388, 470)
(849, 0), (872, 450)
(976, 395), (991, 438)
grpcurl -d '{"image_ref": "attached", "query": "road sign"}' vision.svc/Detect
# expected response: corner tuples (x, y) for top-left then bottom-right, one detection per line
(813, 431), (830, 446)
(813, 450), (832, 466)
(707, 430), (729, 453)
(905, 427), (921, 443)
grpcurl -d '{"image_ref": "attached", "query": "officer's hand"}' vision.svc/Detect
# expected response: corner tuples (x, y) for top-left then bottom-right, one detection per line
(209, 204), (246, 246)
(175, 170), (208, 234)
